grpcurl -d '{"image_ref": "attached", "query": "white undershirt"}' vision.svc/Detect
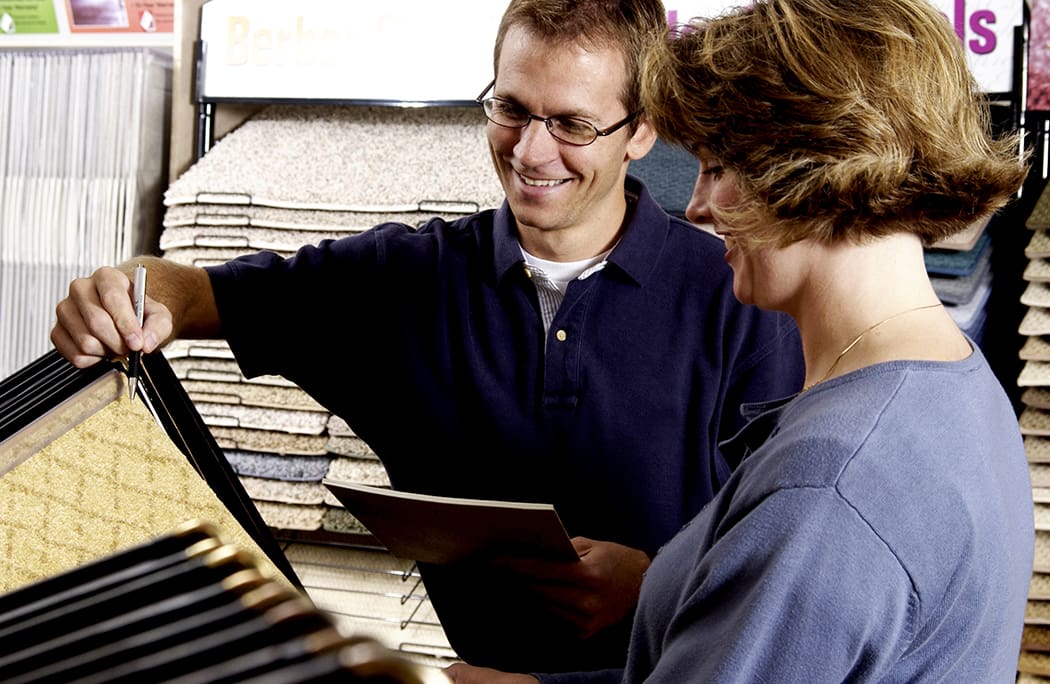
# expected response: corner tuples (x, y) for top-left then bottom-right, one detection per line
(520, 247), (612, 334)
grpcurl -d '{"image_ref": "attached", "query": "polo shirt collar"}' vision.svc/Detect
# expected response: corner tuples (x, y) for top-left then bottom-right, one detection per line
(492, 175), (671, 288)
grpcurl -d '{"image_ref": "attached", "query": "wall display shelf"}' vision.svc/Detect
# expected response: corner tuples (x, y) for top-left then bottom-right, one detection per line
(0, 45), (172, 380)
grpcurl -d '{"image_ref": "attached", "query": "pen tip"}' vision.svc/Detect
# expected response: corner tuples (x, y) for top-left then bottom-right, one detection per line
(129, 378), (137, 400)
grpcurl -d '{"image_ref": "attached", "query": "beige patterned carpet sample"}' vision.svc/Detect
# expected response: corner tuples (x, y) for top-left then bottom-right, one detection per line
(0, 372), (286, 593)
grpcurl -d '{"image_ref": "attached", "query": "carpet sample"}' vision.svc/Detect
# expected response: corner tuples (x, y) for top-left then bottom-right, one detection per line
(923, 231), (991, 277)
(1025, 388), (1050, 410)
(1026, 285), (1050, 309)
(1023, 308), (1050, 337)
(209, 425), (329, 456)
(1023, 338), (1050, 362)
(224, 450), (334, 482)
(164, 105), (504, 213)
(163, 204), (447, 232)
(195, 402), (330, 435)
(1037, 531), (1050, 574)
(1029, 182), (1050, 230)
(181, 379), (325, 412)
(327, 435), (379, 459)
(322, 507), (371, 535)
(327, 457), (391, 487)
(0, 374), (287, 593)
(1029, 437), (1050, 464)
(1028, 259), (1050, 284)
(161, 224), (362, 254)
(1038, 504), (1050, 532)
(240, 476), (337, 507)
(254, 501), (325, 531)
(928, 213), (989, 252)
(930, 243), (992, 305)
(1022, 408), (1050, 437)
(1031, 231), (1050, 260)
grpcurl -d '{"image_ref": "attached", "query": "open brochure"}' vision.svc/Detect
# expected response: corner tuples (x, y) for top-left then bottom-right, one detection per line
(322, 480), (579, 564)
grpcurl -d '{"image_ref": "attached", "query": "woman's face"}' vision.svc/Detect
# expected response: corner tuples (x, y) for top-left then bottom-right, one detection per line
(684, 149), (736, 232)
(685, 150), (809, 312)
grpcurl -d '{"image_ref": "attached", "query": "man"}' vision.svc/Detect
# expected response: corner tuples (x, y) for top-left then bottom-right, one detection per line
(51, 0), (804, 676)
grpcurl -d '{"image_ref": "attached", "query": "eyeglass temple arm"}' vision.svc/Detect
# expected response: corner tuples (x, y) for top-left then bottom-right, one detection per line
(475, 78), (496, 104)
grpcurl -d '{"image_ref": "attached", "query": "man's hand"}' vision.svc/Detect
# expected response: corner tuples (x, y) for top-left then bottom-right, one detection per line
(491, 537), (651, 639)
(444, 663), (538, 684)
(51, 257), (219, 367)
(51, 265), (172, 368)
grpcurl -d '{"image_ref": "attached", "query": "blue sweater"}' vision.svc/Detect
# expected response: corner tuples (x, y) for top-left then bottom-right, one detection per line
(206, 177), (805, 673)
(570, 347), (1031, 683)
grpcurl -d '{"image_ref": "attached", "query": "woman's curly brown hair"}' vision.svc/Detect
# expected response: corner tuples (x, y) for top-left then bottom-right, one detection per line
(641, 0), (1029, 248)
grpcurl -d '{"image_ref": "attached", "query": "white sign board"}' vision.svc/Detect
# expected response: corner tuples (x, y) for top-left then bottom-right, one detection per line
(198, 0), (1021, 103)
(198, 0), (506, 103)
(669, 0), (1022, 94)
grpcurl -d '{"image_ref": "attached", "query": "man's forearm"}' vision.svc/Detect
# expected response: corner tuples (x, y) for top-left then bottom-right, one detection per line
(118, 256), (222, 341)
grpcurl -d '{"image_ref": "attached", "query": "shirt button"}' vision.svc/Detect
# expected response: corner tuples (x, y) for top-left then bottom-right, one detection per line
(555, 329), (567, 342)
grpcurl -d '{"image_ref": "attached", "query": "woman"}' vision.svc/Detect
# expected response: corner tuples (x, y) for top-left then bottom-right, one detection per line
(446, 0), (1034, 681)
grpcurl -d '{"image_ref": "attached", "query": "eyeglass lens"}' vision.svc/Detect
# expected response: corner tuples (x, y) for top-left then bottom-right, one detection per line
(481, 98), (599, 146)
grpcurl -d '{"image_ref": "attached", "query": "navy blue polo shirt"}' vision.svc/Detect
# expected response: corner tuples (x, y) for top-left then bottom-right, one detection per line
(206, 176), (804, 674)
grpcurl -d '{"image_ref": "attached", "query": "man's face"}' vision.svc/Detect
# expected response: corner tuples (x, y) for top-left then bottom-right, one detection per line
(486, 25), (655, 259)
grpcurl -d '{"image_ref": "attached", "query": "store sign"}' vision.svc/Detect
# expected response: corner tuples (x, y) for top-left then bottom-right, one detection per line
(0, 0), (173, 36)
(669, 0), (1020, 94)
(198, 0), (506, 103)
(197, 0), (1021, 103)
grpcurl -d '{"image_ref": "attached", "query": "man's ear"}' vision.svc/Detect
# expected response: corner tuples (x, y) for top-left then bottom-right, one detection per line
(626, 115), (658, 161)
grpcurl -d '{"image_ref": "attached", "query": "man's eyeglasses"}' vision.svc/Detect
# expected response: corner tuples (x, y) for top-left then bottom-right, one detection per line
(475, 79), (641, 147)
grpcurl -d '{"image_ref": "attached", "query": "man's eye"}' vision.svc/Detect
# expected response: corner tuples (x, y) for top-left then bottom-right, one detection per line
(554, 118), (595, 137)
(494, 102), (527, 118)
(702, 165), (724, 178)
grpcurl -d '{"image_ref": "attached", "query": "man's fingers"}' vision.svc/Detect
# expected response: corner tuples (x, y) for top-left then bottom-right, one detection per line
(94, 269), (143, 350)
(140, 297), (171, 353)
(49, 321), (105, 368)
(49, 265), (176, 368)
(51, 270), (132, 361)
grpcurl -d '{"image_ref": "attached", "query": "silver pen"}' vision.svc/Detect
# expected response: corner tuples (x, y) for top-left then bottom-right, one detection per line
(128, 263), (147, 400)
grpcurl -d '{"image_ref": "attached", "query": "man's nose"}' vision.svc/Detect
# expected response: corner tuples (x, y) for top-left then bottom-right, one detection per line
(514, 118), (560, 162)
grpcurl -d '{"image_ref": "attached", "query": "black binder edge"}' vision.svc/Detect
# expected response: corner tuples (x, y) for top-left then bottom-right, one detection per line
(136, 351), (302, 590)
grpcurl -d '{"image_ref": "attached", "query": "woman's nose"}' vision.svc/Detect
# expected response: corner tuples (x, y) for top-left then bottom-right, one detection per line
(685, 173), (712, 224)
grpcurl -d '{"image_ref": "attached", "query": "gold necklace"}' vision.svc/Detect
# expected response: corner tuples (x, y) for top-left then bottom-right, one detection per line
(802, 302), (943, 392)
